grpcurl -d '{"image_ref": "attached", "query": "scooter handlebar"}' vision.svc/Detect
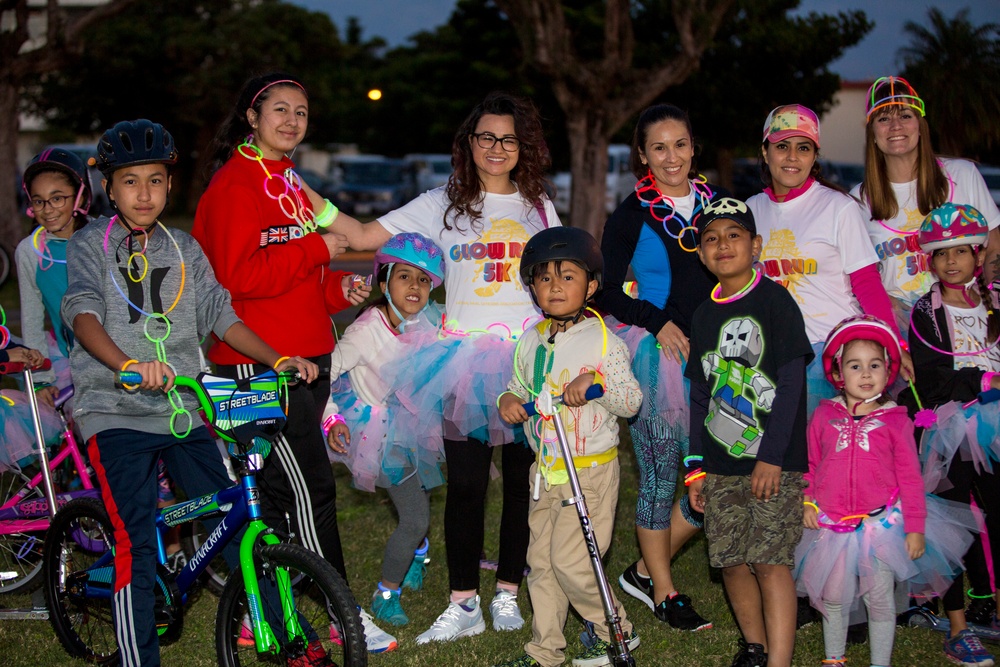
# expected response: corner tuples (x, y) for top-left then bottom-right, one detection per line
(0, 359), (53, 375)
(522, 384), (605, 417)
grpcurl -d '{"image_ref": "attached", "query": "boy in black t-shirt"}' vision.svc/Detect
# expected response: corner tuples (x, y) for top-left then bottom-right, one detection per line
(684, 198), (813, 667)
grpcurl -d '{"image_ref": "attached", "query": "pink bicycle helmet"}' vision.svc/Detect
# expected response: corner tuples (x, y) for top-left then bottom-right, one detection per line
(917, 203), (989, 253)
(374, 232), (445, 288)
(822, 314), (902, 388)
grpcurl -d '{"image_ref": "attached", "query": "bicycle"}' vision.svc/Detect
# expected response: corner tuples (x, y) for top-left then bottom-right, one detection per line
(43, 368), (366, 666)
(0, 359), (100, 595)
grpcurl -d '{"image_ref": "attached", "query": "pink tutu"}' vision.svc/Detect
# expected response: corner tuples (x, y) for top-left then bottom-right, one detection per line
(794, 495), (977, 618)
(606, 318), (689, 426)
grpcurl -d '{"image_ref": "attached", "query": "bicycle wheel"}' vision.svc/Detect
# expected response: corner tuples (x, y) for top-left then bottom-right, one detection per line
(0, 469), (46, 594)
(216, 542), (366, 667)
(179, 518), (229, 596)
(43, 497), (119, 664)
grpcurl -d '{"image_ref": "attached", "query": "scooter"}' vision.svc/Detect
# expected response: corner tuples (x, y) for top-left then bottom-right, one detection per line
(524, 386), (636, 666)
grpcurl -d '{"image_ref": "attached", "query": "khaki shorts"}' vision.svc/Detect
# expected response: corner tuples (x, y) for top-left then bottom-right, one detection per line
(703, 471), (805, 568)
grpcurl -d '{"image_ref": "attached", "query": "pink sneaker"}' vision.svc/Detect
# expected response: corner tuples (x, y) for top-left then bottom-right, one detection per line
(238, 615), (255, 647)
(329, 621), (343, 646)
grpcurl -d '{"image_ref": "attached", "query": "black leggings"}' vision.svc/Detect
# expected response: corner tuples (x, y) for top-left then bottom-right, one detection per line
(938, 459), (1000, 612)
(444, 438), (533, 591)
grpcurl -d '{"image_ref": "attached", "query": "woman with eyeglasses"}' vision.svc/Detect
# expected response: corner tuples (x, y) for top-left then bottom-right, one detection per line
(330, 91), (560, 644)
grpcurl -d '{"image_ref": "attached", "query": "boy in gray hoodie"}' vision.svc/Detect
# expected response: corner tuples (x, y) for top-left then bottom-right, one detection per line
(62, 119), (316, 667)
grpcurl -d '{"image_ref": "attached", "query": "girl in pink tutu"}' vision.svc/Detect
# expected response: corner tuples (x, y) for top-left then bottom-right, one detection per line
(794, 314), (975, 667)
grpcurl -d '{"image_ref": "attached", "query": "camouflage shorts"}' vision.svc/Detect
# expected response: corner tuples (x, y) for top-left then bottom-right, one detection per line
(703, 471), (805, 569)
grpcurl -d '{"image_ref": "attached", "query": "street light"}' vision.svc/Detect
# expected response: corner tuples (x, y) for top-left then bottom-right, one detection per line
(367, 89), (382, 101)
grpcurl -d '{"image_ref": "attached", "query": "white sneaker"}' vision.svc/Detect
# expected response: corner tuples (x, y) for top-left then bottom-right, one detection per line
(489, 590), (524, 631)
(415, 596), (487, 644)
(359, 607), (398, 653)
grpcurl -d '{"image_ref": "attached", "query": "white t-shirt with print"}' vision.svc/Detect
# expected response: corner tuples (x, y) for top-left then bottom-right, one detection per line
(944, 302), (1000, 372)
(378, 187), (561, 333)
(748, 183), (878, 344)
(852, 158), (1000, 308)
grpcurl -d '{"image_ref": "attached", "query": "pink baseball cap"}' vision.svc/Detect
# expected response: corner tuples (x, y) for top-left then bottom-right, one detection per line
(762, 104), (821, 148)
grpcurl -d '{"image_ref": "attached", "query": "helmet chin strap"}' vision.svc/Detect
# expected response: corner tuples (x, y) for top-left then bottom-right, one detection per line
(544, 307), (587, 344)
(938, 258), (982, 308)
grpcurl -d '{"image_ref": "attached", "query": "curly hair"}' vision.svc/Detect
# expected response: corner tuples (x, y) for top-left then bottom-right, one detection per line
(858, 108), (948, 221)
(444, 92), (551, 234)
(204, 72), (308, 181)
(629, 104), (697, 181)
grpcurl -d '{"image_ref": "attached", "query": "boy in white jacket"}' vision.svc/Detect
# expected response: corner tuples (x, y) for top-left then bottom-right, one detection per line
(496, 227), (643, 667)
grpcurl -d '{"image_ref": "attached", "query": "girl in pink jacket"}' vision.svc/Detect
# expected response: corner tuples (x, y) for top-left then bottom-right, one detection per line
(793, 315), (975, 667)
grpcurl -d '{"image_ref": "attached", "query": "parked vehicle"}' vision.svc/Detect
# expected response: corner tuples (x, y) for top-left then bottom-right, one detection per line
(552, 144), (634, 216)
(977, 164), (1000, 208)
(296, 167), (339, 201)
(404, 153), (452, 193)
(330, 155), (417, 217)
(819, 161), (865, 192)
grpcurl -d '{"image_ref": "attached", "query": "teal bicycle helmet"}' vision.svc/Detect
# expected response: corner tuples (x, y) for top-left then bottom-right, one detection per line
(374, 233), (446, 288)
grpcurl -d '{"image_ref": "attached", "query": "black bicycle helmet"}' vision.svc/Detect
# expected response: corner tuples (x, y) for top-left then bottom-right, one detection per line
(95, 119), (178, 177)
(519, 226), (604, 291)
(22, 147), (92, 216)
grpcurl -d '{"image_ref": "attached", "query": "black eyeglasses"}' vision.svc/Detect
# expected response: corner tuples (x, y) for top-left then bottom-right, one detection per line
(471, 132), (521, 152)
(30, 194), (71, 211)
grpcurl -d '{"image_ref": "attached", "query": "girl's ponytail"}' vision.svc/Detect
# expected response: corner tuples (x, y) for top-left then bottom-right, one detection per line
(975, 258), (1000, 344)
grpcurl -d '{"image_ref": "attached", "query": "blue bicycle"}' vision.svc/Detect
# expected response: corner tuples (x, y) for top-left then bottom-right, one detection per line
(42, 369), (366, 666)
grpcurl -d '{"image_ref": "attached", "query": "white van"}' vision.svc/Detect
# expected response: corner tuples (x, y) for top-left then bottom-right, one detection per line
(552, 144), (634, 216)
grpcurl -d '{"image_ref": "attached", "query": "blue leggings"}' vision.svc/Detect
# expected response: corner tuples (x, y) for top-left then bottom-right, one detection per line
(630, 413), (703, 531)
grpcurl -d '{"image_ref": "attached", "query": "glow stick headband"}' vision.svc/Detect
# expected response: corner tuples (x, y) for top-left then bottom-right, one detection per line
(866, 76), (925, 121)
(250, 79), (306, 109)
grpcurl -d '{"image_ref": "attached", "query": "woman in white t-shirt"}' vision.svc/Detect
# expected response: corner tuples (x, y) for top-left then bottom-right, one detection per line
(747, 104), (911, 414)
(853, 76), (1000, 332)
(330, 92), (559, 643)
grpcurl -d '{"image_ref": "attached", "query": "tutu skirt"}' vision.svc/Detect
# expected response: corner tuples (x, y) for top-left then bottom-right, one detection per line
(0, 389), (63, 472)
(920, 399), (1000, 493)
(328, 373), (444, 493)
(794, 495), (977, 617)
(607, 319), (689, 429)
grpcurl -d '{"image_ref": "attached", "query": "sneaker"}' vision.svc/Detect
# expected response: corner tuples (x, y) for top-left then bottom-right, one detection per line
(571, 630), (640, 667)
(328, 621), (343, 646)
(490, 590), (524, 631)
(654, 593), (712, 631)
(968, 597), (997, 627)
(944, 628), (995, 666)
(286, 640), (336, 667)
(402, 539), (430, 591)
(730, 638), (767, 667)
(820, 660), (847, 666)
(238, 614), (255, 647)
(359, 607), (398, 653)
(371, 585), (408, 626)
(415, 596), (487, 644)
(796, 595), (818, 629)
(493, 655), (541, 667)
(618, 562), (655, 611)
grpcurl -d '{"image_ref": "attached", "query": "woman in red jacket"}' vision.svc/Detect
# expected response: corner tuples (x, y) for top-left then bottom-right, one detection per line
(192, 71), (397, 654)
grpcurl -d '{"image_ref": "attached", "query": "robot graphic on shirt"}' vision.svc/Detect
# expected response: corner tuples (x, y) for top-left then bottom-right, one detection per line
(702, 317), (775, 457)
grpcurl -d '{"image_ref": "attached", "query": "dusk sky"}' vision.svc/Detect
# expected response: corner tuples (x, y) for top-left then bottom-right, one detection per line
(294, 1), (996, 81)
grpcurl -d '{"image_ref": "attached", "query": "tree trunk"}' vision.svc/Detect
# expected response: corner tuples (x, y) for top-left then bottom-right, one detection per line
(565, 111), (611, 240)
(0, 83), (23, 263)
(716, 146), (734, 193)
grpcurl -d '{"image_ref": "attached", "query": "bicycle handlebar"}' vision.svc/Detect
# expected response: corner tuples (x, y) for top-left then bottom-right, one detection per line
(522, 384), (605, 417)
(977, 388), (1000, 405)
(0, 359), (53, 375)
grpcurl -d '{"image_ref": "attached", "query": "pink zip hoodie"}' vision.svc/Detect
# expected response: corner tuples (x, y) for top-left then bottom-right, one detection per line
(804, 397), (926, 534)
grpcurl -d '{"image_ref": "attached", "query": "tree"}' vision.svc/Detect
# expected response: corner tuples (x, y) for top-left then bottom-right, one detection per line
(26, 0), (350, 210)
(494, 0), (734, 237)
(900, 7), (1000, 159)
(0, 0), (136, 258)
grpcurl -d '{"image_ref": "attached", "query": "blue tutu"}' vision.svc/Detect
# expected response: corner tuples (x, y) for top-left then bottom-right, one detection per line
(794, 495), (977, 618)
(920, 399), (1000, 493)
(327, 373), (444, 493)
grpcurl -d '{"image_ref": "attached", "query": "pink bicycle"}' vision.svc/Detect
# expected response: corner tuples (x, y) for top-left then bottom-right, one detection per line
(0, 359), (99, 594)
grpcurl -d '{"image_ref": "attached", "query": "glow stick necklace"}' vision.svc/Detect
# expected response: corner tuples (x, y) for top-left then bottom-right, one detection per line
(710, 269), (761, 304)
(104, 215), (192, 437)
(237, 138), (317, 233)
(634, 172), (714, 253)
(30, 227), (67, 269)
